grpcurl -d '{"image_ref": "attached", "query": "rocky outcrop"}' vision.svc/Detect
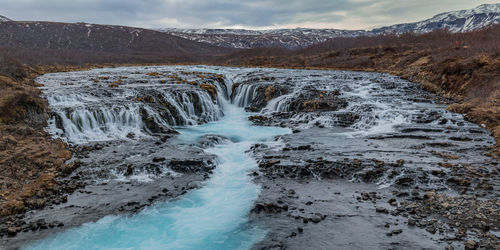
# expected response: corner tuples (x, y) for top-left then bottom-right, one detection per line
(287, 89), (346, 112)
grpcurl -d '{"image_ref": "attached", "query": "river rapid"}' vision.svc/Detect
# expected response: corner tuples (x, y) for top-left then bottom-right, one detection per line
(2, 65), (496, 249)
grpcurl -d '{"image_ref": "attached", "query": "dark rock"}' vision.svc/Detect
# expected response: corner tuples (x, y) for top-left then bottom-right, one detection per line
(259, 160), (280, 168)
(296, 145), (311, 150)
(464, 240), (478, 250)
(376, 207), (389, 214)
(388, 198), (397, 206)
(152, 157), (166, 162)
(7, 227), (20, 237)
(395, 176), (414, 186)
(426, 225), (436, 234)
(408, 218), (416, 226)
(253, 203), (288, 214)
(169, 159), (214, 173)
(125, 165), (134, 176)
(310, 217), (322, 223)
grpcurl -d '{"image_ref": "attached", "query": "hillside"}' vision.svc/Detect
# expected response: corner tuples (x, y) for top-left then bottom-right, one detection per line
(0, 21), (233, 65)
(160, 3), (500, 49)
(161, 28), (366, 49)
(0, 15), (11, 22)
(373, 3), (500, 34)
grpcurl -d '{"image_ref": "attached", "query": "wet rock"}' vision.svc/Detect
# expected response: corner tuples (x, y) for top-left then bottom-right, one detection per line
(392, 159), (404, 167)
(252, 203), (288, 214)
(408, 218), (416, 226)
(423, 191), (435, 199)
(425, 225), (436, 234)
(288, 89), (347, 112)
(333, 112), (359, 127)
(124, 165), (134, 176)
(295, 145), (311, 151)
(376, 207), (389, 214)
(447, 178), (471, 187)
(411, 189), (420, 197)
(388, 198), (397, 206)
(464, 240), (478, 250)
(248, 115), (269, 125)
(395, 176), (414, 186)
(310, 217), (322, 223)
(391, 229), (403, 235)
(152, 157), (166, 163)
(169, 159), (215, 173)
(7, 227), (20, 237)
(198, 134), (230, 147)
(259, 160), (280, 168)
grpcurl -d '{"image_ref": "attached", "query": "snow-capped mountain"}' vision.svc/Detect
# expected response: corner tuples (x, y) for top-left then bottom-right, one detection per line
(373, 3), (500, 34)
(0, 15), (11, 22)
(160, 3), (500, 49)
(160, 28), (366, 49)
(0, 3), (498, 50)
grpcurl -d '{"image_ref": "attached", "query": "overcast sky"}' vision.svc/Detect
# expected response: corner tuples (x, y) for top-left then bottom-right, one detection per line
(1, 0), (499, 30)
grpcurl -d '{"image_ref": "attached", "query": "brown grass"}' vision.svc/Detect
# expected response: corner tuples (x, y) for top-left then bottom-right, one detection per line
(0, 54), (74, 217)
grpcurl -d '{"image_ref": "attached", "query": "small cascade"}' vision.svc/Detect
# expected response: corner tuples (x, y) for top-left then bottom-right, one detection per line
(39, 68), (229, 144)
(263, 93), (292, 112)
(49, 104), (145, 144)
(231, 84), (259, 107)
(28, 67), (291, 250)
(24, 66), (496, 250)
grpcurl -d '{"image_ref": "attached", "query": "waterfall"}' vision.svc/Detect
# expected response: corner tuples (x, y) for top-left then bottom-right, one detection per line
(49, 104), (146, 144)
(231, 84), (259, 107)
(28, 67), (291, 250)
(40, 71), (228, 144)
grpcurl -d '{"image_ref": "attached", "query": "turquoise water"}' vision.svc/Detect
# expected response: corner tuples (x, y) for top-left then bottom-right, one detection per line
(25, 99), (290, 250)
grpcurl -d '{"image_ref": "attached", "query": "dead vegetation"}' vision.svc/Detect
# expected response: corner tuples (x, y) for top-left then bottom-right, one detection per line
(0, 54), (74, 217)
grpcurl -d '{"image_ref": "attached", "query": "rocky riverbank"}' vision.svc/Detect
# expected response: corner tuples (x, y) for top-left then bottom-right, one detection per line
(1, 65), (498, 249)
(224, 68), (500, 249)
(0, 66), (228, 248)
(220, 25), (500, 156)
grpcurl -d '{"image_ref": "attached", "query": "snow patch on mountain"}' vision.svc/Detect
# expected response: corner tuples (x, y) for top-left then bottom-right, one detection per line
(159, 28), (366, 49)
(0, 15), (11, 22)
(373, 3), (500, 34)
(159, 3), (500, 49)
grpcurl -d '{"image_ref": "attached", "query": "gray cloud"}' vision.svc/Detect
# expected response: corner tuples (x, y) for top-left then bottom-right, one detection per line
(1, 0), (498, 29)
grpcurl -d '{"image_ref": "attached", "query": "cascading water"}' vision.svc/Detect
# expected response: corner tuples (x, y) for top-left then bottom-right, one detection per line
(25, 66), (290, 249)
(39, 67), (226, 144)
(8, 65), (495, 250)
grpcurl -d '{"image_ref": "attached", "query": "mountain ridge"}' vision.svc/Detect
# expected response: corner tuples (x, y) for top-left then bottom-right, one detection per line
(0, 21), (232, 62)
(0, 15), (11, 22)
(161, 3), (500, 48)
